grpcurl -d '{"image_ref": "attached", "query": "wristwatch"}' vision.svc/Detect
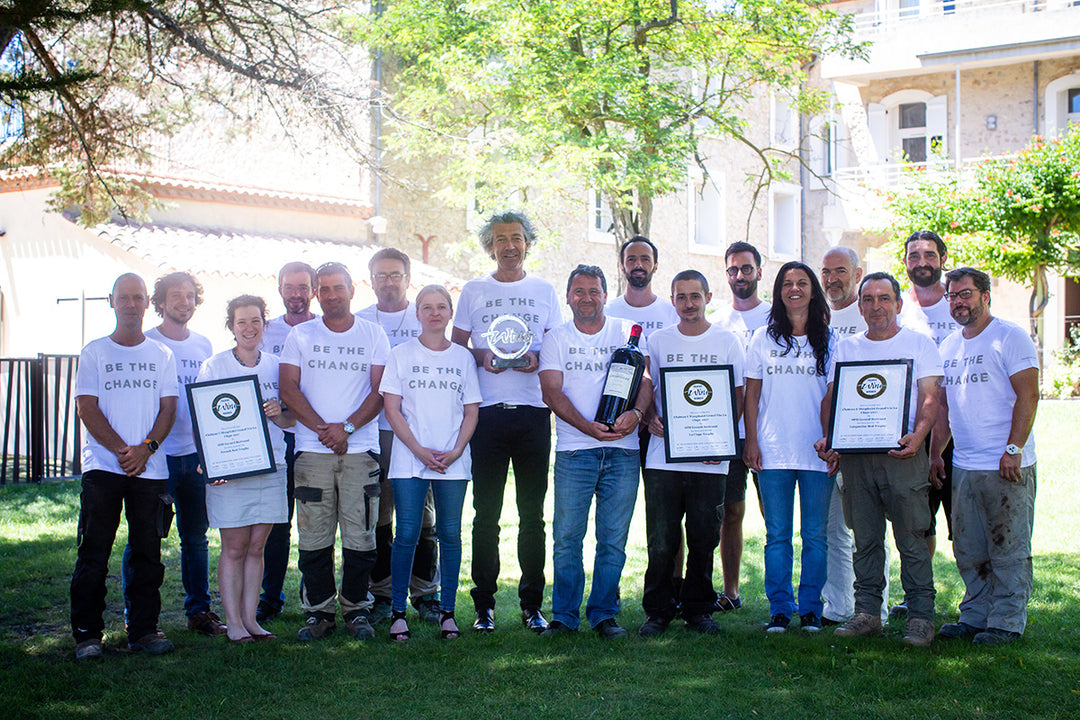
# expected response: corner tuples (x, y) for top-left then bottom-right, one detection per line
(343, 421), (356, 435)
(1005, 444), (1021, 456)
(143, 438), (159, 454)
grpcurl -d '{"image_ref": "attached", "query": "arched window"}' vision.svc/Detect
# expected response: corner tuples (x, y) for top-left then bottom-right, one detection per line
(867, 89), (947, 164)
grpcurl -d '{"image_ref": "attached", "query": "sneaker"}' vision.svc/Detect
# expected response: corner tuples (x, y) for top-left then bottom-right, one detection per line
(888, 602), (908, 619)
(369, 597), (393, 626)
(594, 618), (627, 639)
(297, 612), (336, 641)
(187, 611), (227, 636)
(129, 632), (175, 655)
(255, 601), (282, 624)
(765, 614), (790, 633)
(938, 621), (984, 640)
(539, 620), (576, 637)
(638, 616), (671, 638)
(74, 638), (103, 661)
(684, 614), (721, 636)
(834, 612), (882, 638)
(902, 617), (935, 647)
(972, 628), (1022, 646)
(412, 594), (441, 625)
(344, 612), (375, 640)
(800, 612), (822, 633)
(714, 592), (742, 613)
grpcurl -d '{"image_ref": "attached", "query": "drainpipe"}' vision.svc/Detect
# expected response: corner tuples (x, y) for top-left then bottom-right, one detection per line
(954, 66), (962, 169)
(1034, 60), (1039, 135)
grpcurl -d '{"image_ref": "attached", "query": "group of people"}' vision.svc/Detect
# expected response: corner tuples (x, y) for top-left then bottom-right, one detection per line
(69, 212), (1039, 660)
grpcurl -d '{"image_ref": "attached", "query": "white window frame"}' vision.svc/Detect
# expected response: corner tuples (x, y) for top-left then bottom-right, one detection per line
(771, 90), (799, 151)
(686, 169), (726, 256)
(768, 183), (801, 261)
(587, 189), (616, 245)
(1045, 71), (1080, 137)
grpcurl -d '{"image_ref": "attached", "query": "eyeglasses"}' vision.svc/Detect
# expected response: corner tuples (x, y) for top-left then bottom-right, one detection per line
(945, 289), (979, 301)
(372, 272), (406, 283)
(726, 264), (757, 278)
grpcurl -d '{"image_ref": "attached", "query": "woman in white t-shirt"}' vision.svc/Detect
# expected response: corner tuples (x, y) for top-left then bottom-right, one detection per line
(196, 295), (294, 642)
(743, 262), (837, 634)
(381, 285), (482, 641)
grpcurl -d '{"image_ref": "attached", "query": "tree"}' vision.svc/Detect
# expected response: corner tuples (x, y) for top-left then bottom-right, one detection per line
(0, 1), (370, 224)
(365, 0), (863, 251)
(883, 126), (1080, 356)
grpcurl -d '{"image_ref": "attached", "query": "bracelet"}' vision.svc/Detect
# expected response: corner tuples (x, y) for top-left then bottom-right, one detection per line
(631, 408), (644, 422)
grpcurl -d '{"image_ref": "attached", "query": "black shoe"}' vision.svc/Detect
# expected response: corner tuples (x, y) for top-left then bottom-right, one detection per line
(472, 608), (495, 633)
(938, 621), (984, 640)
(539, 620), (575, 637)
(638, 616), (671, 638)
(684, 614), (721, 635)
(594, 618), (627, 639)
(522, 608), (549, 633)
(256, 601), (282, 624)
(765, 614), (790, 633)
(972, 628), (1021, 646)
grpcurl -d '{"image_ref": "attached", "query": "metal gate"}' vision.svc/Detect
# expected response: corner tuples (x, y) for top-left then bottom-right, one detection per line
(0, 354), (81, 484)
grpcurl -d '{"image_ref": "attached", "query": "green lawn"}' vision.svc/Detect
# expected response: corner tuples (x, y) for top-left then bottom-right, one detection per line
(1, 404), (1079, 719)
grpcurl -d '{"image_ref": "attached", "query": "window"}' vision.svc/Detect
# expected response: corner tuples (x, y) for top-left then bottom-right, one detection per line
(898, 102), (928, 162)
(771, 91), (798, 150)
(769, 184), (801, 259)
(1068, 89), (1080, 127)
(898, 0), (920, 19)
(808, 115), (835, 180)
(867, 90), (947, 165)
(588, 189), (615, 244)
(1044, 72), (1080, 137)
(687, 171), (725, 254)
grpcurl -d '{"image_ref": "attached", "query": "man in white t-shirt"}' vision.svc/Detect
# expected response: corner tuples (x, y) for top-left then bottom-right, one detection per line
(816, 272), (943, 647)
(258, 261), (318, 623)
(280, 261), (391, 641)
(538, 265), (652, 638)
(638, 270), (744, 638)
(712, 241), (771, 614)
(355, 248), (440, 625)
(895, 230), (961, 618)
(452, 211), (562, 634)
(932, 267), (1039, 646)
(71, 273), (179, 661)
(605, 236), (679, 339)
(124, 272), (221, 636)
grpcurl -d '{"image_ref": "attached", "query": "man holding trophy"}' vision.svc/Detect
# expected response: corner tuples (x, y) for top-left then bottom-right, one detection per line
(451, 211), (562, 634)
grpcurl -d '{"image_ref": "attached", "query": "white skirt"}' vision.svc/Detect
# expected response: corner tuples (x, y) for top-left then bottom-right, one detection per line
(205, 466), (288, 529)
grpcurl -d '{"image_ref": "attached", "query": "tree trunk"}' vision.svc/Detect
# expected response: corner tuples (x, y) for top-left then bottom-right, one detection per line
(606, 190), (653, 295)
(1029, 264), (1049, 371)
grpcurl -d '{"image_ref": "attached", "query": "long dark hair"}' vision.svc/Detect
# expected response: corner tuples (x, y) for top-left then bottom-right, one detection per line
(767, 261), (832, 377)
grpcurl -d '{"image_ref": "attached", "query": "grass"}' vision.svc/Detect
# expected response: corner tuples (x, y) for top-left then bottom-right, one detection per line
(2, 403), (1080, 719)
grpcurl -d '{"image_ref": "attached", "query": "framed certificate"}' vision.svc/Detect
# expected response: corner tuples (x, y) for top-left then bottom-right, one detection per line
(827, 360), (913, 453)
(659, 365), (739, 463)
(187, 375), (276, 481)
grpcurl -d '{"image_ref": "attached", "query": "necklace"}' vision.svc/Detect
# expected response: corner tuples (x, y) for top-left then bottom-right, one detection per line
(376, 305), (408, 335)
(233, 348), (261, 367)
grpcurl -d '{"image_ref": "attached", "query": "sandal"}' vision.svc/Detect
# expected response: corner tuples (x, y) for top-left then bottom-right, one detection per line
(714, 592), (742, 613)
(439, 611), (460, 640)
(389, 610), (410, 642)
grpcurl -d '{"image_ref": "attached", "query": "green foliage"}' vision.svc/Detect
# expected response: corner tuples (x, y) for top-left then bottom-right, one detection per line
(366, 0), (865, 240)
(1043, 324), (1080, 398)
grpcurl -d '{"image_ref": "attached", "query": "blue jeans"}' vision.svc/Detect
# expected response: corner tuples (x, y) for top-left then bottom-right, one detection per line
(552, 447), (639, 630)
(390, 477), (468, 614)
(759, 469), (832, 618)
(125, 453), (211, 617)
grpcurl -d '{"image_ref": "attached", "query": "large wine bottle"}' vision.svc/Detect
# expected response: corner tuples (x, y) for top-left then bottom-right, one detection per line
(594, 324), (645, 427)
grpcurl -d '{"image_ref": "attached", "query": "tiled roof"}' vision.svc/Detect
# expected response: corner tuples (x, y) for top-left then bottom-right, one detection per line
(93, 221), (465, 292)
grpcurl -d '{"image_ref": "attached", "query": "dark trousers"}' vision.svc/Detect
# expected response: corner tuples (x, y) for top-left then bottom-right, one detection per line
(642, 469), (725, 619)
(470, 404), (551, 612)
(71, 470), (168, 643)
(260, 431), (296, 611)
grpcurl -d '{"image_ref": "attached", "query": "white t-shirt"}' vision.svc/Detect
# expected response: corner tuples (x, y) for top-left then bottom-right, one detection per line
(76, 337), (179, 479)
(899, 292), (960, 346)
(746, 328), (836, 472)
(829, 301), (867, 338)
(261, 314), (318, 357)
(645, 324), (744, 474)
(539, 317), (646, 452)
(454, 273), (561, 407)
(717, 301), (771, 437)
(940, 318), (1038, 470)
(835, 327), (943, 436)
(356, 302), (424, 431)
(606, 295), (679, 339)
(145, 327), (213, 457)
(197, 350), (288, 464)
(280, 317), (390, 454)
(380, 339), (483, 480)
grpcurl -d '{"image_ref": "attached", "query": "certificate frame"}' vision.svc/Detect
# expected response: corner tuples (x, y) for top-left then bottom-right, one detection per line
(187, 375), (276, 481)
(659, 365), (740, 463)
(827, 359), (914, 454)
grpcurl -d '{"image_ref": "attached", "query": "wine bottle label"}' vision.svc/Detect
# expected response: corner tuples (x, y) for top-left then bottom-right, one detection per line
(601, 363), (636, 400)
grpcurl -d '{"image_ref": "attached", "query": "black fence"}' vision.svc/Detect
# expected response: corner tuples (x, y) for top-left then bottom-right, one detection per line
(1, 355), (81, 484)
